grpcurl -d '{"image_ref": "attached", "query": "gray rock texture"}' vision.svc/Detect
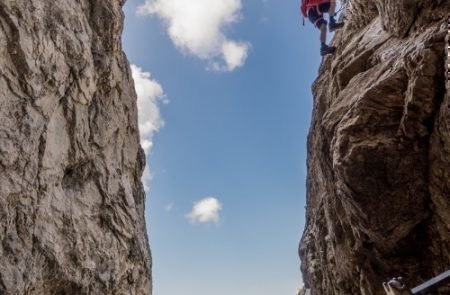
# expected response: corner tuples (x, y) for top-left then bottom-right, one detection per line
(300, 0), (449, 294)
(0, 0), (152, 294)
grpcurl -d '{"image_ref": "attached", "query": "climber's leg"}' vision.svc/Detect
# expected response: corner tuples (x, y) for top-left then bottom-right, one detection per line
(320, 23), (336, 56)
(328, 1), (336, 18)
(308, 5), (335, 56)
(320, 23), (327, 44)
(326, 1), (345, 32)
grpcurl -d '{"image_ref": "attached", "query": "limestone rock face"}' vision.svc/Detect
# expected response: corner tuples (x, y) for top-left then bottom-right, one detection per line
(300, 0), (449, 294)
(0, 0), (152, 294)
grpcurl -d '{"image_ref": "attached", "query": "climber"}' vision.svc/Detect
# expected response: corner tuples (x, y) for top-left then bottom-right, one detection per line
(301, 0), (345, 56)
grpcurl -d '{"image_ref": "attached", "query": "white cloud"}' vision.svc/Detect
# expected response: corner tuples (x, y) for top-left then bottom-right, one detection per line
(141, 165), (153, 191)
(186, 197), (223, 224)
(131, 64), (166, 190)
(138, 0), (250, 71)
(131, 64), (166, 153)
(221, 40), (249, 71)
(165, 203), (174, 212)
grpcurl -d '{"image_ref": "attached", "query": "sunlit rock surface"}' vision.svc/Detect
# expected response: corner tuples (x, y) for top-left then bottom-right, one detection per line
(300, 0), (449, 294)
(0, 0), (152, 293)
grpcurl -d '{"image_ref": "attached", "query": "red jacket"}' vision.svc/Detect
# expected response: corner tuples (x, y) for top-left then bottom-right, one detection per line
(301, 0), (330, 17)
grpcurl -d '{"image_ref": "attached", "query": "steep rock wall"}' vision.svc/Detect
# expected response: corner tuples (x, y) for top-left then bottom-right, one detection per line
(0, 0), (152, 294)
(300, 0), (449, 294)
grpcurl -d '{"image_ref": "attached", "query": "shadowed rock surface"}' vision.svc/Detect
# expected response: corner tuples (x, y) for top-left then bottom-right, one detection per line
(0, 0), (152, 294)
(300, 0), (449, 294)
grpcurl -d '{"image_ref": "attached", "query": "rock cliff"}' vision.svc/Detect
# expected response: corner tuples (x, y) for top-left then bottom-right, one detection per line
(300, 0), (449, 294)
(0, 0), (152, 294)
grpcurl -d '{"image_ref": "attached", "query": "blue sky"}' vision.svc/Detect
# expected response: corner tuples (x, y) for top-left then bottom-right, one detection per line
(122, 0), (327, 294)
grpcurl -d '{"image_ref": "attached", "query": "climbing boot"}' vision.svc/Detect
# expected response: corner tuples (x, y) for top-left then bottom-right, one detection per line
(329, 20), (344, 32)
(320, 44), (336, 56)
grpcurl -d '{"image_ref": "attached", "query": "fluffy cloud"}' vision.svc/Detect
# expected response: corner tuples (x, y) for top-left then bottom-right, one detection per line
(138, 0), (250, 71)
(186, 197), (223, 224)
(131, 64), (166, 153)
(165, 203), (174, 212)
(221, 40), (249, 71)
(131, 64), (166, 189)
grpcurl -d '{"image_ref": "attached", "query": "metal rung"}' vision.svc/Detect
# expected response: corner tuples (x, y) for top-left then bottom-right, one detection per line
(411, 270), (450, 295)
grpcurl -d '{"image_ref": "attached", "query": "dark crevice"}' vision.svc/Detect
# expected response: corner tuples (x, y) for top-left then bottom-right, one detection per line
(36, 126), (48, 195)
(62, 160), (93, 191)
(0, 3), (32, 97)
(0, 274), (6, 293)
(404, 4), (423, 38)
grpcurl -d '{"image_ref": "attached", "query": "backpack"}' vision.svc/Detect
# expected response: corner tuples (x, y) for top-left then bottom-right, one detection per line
(300, 0), (309, 17)
(301, 0), (328, 17)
